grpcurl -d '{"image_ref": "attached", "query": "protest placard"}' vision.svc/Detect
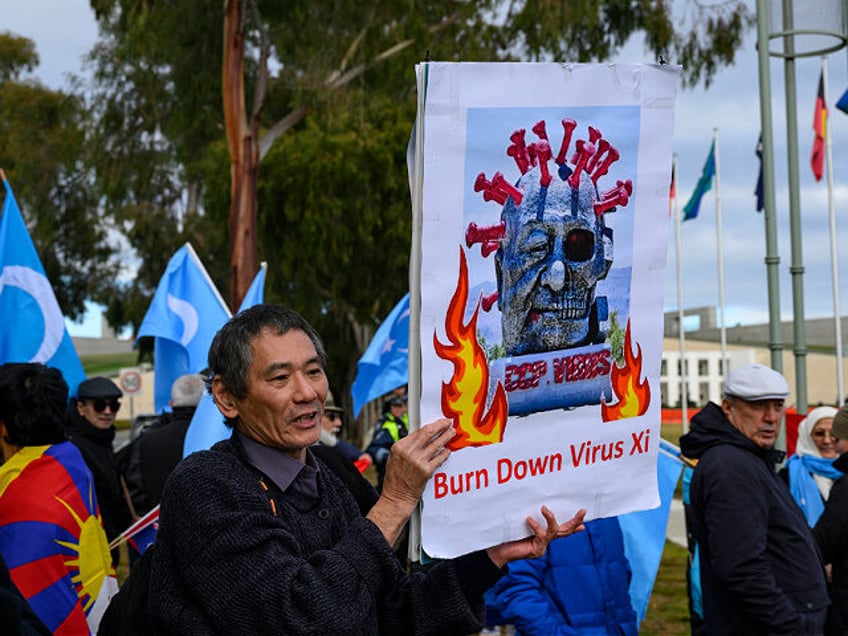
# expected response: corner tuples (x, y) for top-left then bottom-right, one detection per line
(413, 62), (681, 557)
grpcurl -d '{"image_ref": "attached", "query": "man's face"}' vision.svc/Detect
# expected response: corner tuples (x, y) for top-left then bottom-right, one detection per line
(495, 171), (610, 356)
(76, 398), (120, 430)
(321, 411), (341, 434)
(836, 436), (848, 456)
(722, 396), (785, 449)
(215, 328), (328, 461)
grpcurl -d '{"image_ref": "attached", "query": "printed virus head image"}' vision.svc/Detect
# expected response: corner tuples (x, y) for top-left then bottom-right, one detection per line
(467, 119), (632, 357)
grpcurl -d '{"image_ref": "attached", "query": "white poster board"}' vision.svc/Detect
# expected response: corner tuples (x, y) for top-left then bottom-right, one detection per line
(416, 62), (680, 558)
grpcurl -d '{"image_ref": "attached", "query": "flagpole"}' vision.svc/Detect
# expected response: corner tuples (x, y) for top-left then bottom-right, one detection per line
(713, 128), (728, 373)
(822, 56), (845, 404)
(407, 61), (428, 563)
(673, 156), (689, 433)
(184, 242), (232, 317)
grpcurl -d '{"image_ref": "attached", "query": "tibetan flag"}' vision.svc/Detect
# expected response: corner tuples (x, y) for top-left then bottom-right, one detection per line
(351, 293), (410, 417)
(0, 178), (86, 396)
(683, 142), (715, 221)
(136, 243), (231, 412)
(755, 134), (764, 212)
(181, 263), (267, 457)
(811, 70), (827, 182)
(0, 441), (118, 634)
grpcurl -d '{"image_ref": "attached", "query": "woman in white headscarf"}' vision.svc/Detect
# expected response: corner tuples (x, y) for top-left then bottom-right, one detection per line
(785, 406), (843, 526)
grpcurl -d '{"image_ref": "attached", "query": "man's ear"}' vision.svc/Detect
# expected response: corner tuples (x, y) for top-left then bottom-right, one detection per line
(211, 376), (238, 418)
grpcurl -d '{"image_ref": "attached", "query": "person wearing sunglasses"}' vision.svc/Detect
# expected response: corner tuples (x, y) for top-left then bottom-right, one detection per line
(66, 376), (133, 567)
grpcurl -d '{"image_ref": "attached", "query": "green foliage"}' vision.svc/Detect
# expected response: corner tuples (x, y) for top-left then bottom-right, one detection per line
(640, 541), (691, 635)
(608, 310), (625, 363)
(0, 32), (38, 82)
(503, 0), (753, 88)
(478, 330), (506, 361)
(0, 34), (117, 320)
(78, 0), (753, 407)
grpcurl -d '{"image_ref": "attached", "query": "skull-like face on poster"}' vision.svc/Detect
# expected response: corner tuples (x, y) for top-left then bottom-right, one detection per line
(495, 163), (613, 356)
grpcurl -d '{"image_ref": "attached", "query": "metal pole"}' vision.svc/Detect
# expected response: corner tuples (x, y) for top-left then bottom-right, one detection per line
(782, 0), (809, 412)
(673, 156), (689, 433)
(713, 129), (728, 372)
(407, 61), (428, 563)
(755, 0), (784, 373)
(822, 56), (845, 404)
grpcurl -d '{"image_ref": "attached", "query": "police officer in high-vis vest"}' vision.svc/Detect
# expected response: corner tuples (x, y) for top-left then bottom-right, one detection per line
(365, 393), (408, 491)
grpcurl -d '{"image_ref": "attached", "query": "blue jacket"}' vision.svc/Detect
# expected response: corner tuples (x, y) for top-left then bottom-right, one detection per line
(485, 517), (637, 635)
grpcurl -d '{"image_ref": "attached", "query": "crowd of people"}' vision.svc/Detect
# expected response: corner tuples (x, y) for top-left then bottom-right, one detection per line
(3, 304), (848, 634)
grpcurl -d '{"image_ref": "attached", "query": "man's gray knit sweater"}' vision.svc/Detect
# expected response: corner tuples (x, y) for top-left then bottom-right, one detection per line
(148, 436), (501, 635)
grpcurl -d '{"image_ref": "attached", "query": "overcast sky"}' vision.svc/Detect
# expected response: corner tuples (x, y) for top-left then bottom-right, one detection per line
(5, 0), (848, 337)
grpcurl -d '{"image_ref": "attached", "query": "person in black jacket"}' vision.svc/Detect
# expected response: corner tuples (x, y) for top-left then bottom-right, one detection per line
(680, 363), (829, 635)
(147, 303), (587, 634)
(122, 373), (205, 515)
(814, 404), (848, 635)
(65, 376), (133, 566)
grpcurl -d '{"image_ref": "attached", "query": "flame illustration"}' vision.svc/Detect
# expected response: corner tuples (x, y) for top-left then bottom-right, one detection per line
(434, 248), (508, 450)
(602, 319), (651, 421)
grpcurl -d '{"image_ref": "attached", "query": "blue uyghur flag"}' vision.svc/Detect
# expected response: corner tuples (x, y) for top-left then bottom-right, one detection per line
(619, 439), (684, 624)
(136, 243), (230, 412)
(182, 263), (266, 457)
(352, 293), (410, 417)
(0, 179), (86, 396)
(683, 142), (715, 222)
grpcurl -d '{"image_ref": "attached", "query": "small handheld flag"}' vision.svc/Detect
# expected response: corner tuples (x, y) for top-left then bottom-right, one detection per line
(683, 142), (715, 222)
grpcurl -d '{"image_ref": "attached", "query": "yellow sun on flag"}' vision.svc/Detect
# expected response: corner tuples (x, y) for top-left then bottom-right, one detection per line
(54, 495), (115, 612)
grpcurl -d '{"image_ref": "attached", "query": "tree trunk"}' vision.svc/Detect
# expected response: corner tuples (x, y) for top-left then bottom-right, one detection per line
(222, 0), (258, 311)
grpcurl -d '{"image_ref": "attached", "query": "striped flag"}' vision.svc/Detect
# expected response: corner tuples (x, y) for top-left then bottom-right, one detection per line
(811, 70), (827, 182)
(683, 142), (715, 222)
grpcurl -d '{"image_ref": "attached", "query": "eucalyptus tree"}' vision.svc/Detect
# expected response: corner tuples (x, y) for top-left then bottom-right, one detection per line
(85, 0), (753, 413)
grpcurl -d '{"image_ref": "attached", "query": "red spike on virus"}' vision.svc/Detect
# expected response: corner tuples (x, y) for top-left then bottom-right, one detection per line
(568, 139), (596, 188)
(555, 119), (577, 164)
(507, 129), (530, 174)
(591, 146), (620, 184)
(465, 221), (506, 249)
(532, 120), (548, 140)
(527, 141), (552, 187)
(594, 179), (632, 216)
(481, 291), (499, 312)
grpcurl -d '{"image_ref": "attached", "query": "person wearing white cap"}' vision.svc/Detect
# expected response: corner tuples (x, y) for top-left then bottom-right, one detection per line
(680, 363), (829, 635)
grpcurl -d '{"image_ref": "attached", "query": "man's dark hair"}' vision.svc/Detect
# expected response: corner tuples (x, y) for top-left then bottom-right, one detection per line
(207, 303), (327, 402)
(0, 363), (68, 447)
